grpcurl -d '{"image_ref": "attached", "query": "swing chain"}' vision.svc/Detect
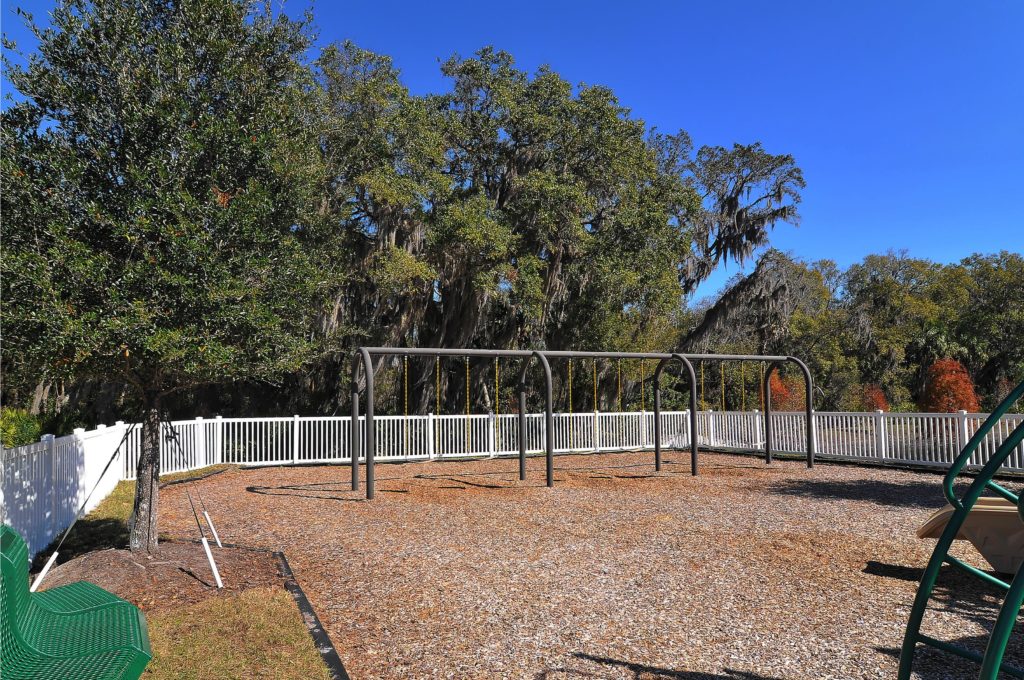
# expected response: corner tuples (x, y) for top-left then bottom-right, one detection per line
(568, 358), (574, 449)
(760, 361), (766, 411)
(494, 357), (500, 450)
(720, 362), (725, 412)
(403, 354), (409, 453)
(741, 362), (746, 412)
(617, 359), (623, 413)
(640, 359), (646, 412)
(700, 362), (706, 411)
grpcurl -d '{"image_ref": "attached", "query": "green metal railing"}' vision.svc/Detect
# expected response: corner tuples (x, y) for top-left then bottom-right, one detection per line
(898, 379), (1024, 679)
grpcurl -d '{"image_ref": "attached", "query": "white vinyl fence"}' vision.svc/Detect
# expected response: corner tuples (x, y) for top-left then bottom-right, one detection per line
(3, 409), (1023, 557)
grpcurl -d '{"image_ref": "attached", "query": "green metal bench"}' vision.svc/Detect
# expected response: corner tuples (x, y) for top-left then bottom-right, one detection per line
(1, 525), (152, 679)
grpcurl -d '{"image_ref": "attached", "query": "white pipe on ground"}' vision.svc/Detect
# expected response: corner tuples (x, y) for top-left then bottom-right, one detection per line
(203, 510), (223, 548)
(201, 536), (223, 588)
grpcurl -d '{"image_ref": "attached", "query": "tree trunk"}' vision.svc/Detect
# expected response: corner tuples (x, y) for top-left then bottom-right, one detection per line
(128, 395), (161, 553)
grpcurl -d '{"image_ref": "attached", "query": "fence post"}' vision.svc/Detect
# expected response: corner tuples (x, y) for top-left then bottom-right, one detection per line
(753, 410), (761, 450)
(956, 410), (970, 460)
(215, 416), (223, 464)
(195, 417), (206, 468)
(73, 428), (86, 510)
(811, 410), (819, 455)
(427, 413), (436, 460)
(707, 411), (716, 448)
(292, 415), (300, 465)
(488, 411), (496, 458)
(114, 421), (126, 479)
(594, 411), (601, 452)
(45, 434), (56, 539)
(874, 410), (887, 461)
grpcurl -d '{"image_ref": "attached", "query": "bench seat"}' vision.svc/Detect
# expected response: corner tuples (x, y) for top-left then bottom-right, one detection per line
(1, 525), (152, 679)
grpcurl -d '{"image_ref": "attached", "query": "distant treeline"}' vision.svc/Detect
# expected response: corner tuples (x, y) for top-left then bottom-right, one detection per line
(681, 249), (1023, 414)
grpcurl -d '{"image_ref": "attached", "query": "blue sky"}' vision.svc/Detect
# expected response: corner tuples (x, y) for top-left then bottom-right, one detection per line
(4, 1), (1022, 298)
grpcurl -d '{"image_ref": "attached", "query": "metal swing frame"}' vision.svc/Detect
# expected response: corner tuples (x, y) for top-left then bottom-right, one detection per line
(350, 347), (815, 499)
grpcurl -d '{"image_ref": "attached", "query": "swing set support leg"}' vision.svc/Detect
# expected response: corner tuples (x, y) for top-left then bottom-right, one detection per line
(516, 352), (555, 487)
(652, 354), (699, 475)
(350, 349), (375, 497)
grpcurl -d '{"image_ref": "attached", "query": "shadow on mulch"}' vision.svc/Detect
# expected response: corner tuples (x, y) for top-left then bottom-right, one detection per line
(869, 561), (1024, 676)
(867, 561), (1008, 598)
(244, 478), (552, 498)
(31, 517), (130, 572)
(876, 635), (1024, 678)
(246, 483), (368, 502)
(538, 653), (784, 679)
(864, 560), (925, 582)
(766, 478), (950, 509)
(243, 456), (775, 499)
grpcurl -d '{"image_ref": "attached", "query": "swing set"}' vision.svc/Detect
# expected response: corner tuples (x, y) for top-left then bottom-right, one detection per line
(350, 347), (815, 499)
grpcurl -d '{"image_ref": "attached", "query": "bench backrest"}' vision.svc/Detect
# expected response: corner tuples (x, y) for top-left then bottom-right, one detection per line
(1, 524), (33, 654)
(1, 525), (32, 606)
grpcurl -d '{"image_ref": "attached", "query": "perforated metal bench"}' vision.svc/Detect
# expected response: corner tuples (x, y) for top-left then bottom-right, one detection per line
(1, 525), (152, 679)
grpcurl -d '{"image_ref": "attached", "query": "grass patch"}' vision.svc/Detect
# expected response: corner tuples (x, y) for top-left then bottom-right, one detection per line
(144, 587), (331, 680)
(32, 465), (234, 570)
(34, 463), (334, 679)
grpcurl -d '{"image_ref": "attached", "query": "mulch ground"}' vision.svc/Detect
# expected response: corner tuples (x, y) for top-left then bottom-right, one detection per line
(41, 541), (284, 612)
(152, 451), (1023, 679)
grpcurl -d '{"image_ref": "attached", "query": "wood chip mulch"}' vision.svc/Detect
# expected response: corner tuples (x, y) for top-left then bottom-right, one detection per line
(39, 541), (284, 612)
(153, 451), (1024, 679)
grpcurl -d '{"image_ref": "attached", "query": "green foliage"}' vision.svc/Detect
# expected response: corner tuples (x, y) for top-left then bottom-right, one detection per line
(1, 0), (347, 550)
(2, 0), (335, 404)
(3, 8), (805, 420)
(689, 249), (1024, 412)
(0, 408), (42, 448)
(312, 44), (803, 411)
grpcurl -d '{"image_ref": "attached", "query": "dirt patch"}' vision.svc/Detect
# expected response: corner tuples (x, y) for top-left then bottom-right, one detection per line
(39, 540), (284, 612)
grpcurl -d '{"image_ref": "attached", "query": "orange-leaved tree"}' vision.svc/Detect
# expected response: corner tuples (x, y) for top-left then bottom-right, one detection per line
(920, 359), (980, 413)
(767, 373), (806, 411)
(860, 384), (889, 412)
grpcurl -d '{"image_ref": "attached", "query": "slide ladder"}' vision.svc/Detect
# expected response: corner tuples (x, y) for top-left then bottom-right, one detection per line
(899, 379), (1024, 679)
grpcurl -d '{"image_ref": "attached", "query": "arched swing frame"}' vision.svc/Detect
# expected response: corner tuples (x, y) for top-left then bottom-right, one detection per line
(352, 347), (815, 499)
(351, 348), (555, 499)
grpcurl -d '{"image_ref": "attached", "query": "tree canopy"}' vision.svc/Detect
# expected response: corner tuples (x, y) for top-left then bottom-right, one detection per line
(3, 9), (807, 425)
(2, 0), (337, 549)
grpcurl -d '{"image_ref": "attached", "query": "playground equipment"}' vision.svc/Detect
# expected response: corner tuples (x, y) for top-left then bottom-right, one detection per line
(350, 347), (815, 499)
(899, 379), (1024, 679)
(918, 497), (1024, 575)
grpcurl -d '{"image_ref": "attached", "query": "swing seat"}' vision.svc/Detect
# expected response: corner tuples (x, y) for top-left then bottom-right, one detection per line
(1, 525), (152, 680)
(918, 497), (1024, 575)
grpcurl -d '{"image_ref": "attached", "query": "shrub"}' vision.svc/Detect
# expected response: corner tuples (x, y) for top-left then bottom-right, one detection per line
(920, 358), (981, 413)
(0, 407), (42, 448)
